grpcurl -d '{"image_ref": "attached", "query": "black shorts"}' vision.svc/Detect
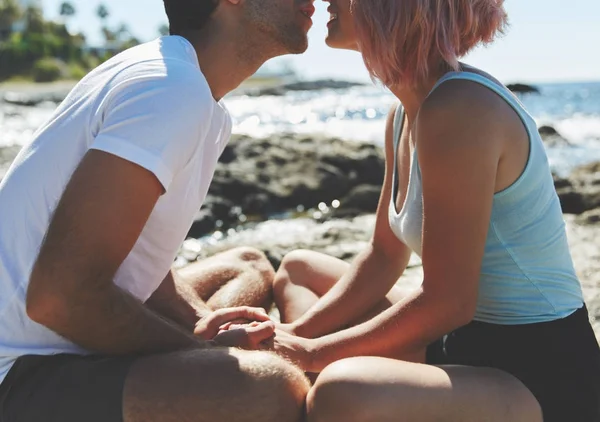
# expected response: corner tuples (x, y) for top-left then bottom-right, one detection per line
(427, 305), (600, 422)
(0, 353), (135, 422)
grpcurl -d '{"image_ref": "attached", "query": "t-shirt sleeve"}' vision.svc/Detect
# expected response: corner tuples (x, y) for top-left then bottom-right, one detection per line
(90, 68), (214, 192)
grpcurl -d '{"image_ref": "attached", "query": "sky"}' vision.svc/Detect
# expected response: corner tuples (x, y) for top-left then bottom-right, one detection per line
(40, 0), (600, 84)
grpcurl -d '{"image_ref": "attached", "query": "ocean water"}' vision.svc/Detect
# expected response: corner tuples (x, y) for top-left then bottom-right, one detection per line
(1, 80), (599, 176)
(225, 81), (600, 177)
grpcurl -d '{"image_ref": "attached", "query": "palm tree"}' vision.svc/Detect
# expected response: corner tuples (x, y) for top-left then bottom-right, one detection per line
(116, 23), (130, 41)
(96, 4), (109, 22)
(59, 1), (76, 22)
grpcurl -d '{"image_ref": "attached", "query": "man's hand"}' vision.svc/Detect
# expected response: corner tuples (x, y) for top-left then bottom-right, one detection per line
(212, 321), (275, 350)
(194, 307), (274, 350)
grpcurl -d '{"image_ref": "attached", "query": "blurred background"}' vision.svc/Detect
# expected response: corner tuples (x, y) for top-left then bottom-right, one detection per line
(1, 0), (600, 335)
(1, 0), (599, 174)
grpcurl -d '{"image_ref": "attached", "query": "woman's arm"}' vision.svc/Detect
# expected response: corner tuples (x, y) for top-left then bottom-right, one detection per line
(291, 105), (413, 339)
(277, 81), (506, 371)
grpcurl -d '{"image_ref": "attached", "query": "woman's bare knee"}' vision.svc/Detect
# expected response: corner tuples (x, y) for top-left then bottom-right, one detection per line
(307, 358), (374, 422)
(308, 358), (543, 422)
(278, 250), (315, 276)
(273, 250), (314, 293)
(124, 348), (310, 422)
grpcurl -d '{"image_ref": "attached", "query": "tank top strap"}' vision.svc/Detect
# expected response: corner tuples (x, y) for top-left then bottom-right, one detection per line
(391, 103), (406, 205)
(427, 71), (534, 132)
(392, 103), (405, 153)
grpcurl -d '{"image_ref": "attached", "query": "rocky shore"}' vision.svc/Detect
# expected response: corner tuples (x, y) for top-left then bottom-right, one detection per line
(184, 127), (600, 240)
(0, 79), (365, 107)
(1, 118), (598, 340)
(174, 129), (599, 341)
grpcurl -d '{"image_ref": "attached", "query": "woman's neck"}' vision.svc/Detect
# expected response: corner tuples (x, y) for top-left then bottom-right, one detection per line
(388, 62), (459, 124)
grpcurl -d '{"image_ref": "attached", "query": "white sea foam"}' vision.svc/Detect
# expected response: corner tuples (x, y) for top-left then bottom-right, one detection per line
(2, 82), (599, 175)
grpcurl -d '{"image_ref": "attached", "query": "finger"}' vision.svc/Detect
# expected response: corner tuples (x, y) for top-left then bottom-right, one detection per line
(212, 329), (250, 349)
(259, 336), (275, 351)
(219, 318), (253, 331)
(245, 321), (276, 346)
(219, 322), (234, 331)
(212, 307), (270, 325)
(200, 307), (271, 339)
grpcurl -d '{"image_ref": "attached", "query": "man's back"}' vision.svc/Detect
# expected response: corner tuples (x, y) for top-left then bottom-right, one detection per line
(0, 36), (231, 383)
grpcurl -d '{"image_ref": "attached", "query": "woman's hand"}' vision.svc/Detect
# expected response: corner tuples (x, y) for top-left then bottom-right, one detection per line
(194, 307), (274, 350)
(266, 329), (317, 372)
(275, 322), (299, 335)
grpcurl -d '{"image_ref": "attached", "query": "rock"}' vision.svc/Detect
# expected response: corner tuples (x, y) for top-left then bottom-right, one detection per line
(571, 161), (600, 181)
(553, 173), (572, 190)
(188, 210), (217, 239)
(556, 161), (600, 214)
(575, 209), (600, 226)
(589, 295), (600, 321)
(190, 134), (385, 237)
(333, 184), (381, 218)
(188, 195), (240, 238)
(178, 213), (600, 341)
(2, 91), (66, 106)
(186, 215), (378, 269)
(242, 79), (365, 97)
(0, 81), (75, 107)
(0, 145), (21, 181)
(538, 125), (571, 147)
(557, 190), (588, 215)
(506, 83), (540, 94)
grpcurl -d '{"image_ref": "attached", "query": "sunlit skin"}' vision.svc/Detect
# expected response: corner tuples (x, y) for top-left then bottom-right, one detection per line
(261, 1), (548, 421)
(243, 0), (316, 55)
(323, 0), (359, 51)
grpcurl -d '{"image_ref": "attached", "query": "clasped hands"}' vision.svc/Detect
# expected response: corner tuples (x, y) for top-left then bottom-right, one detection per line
(193, 307), (315, 371)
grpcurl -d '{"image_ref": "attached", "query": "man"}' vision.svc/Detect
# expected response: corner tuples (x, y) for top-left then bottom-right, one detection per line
(0, 0), (316, 420)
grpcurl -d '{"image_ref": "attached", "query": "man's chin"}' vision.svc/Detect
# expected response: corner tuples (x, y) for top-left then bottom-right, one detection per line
(284, 36), (309, 55)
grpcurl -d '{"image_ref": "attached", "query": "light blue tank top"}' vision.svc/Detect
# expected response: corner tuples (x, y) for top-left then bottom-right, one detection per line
(388, 71), (584, 325)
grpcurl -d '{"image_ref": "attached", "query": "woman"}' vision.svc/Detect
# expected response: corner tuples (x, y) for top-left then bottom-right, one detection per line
(268, 0), (600, 421)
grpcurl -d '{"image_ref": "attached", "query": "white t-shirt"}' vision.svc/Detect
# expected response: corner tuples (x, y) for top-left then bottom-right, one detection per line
(0, 36), (232, 384)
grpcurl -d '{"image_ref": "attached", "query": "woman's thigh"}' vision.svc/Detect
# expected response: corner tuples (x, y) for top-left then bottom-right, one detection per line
(307, 357), (542, 422)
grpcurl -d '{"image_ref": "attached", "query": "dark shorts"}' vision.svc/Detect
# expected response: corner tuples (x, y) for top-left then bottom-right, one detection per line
(0, 353), (135, 422)
(427, 305), (600, 422)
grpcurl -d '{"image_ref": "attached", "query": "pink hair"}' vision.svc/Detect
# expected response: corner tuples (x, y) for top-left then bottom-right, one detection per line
(351, 0), (508, 86)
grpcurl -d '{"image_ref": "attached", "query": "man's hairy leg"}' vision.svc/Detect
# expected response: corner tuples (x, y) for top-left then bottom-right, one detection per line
(177, 247), (275, 312)
(123, 348), (310, 422)
(146, 247), (275, 330)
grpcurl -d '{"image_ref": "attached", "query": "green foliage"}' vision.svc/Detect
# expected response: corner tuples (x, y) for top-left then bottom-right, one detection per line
(158, 24), (169, 37)
(0, 0), (22, 35)
(32, 57), (65, 82)
(67, 62), (87, 80)
(97, 4), (109, 21)
(0, 3), (139, 82)
(59, 2), (75, 18)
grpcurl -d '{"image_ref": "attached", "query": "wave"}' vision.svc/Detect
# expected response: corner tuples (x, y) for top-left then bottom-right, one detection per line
(1, 83), (599, 176)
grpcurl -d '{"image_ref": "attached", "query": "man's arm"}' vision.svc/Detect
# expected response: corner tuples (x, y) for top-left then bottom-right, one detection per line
(145, 270), (212, 332)
(27, 150), (208, 355)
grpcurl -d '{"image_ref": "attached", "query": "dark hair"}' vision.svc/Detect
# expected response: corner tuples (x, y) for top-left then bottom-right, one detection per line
(163, 0), (219, 35)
